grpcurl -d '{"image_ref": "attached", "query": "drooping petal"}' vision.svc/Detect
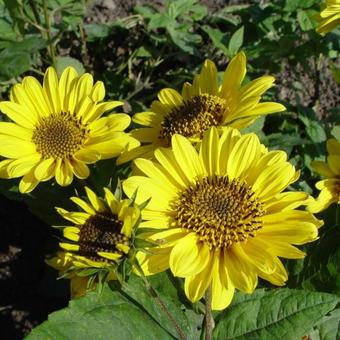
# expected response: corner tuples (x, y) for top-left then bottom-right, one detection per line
(170, 233), (209, 277)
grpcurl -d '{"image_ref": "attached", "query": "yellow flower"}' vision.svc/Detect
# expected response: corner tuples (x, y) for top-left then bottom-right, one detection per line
(308, 138), (340, 213)
(117, 52), (285, 163)
(315, 0), (340, 35)
(47, 186), (141, 297)
(0, 67), (138, 193)
(46, 252), (97, 298)
(123, 127), (322, 310)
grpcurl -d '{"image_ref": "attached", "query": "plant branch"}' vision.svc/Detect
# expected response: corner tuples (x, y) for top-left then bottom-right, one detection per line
(27, 0), (41, 24)
(205, 285), (214, 340)
(134, 262), (186, 340)
(42, 0), (56, 66)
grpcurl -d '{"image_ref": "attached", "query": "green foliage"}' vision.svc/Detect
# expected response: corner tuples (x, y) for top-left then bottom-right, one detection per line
(27, 274), (203, 340)
(135, 0), (207, 55)
(214, 289), (340, 340)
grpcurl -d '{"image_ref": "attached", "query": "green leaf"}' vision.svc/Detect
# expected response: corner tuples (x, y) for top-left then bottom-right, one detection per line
(0, 49), (30, 80)
(167, 0), (197, 19)
(331, 126), (340, 140)
(299, 116), (327, 143)
(306, 121), (327, 143)
(121, 274), (203, 339)
(84, 23), (111, 41)
(214, 289), (339, 340)
(297, 10), (315, 31)
(26, 284), (174, 340)
(315, 308), (340, 340)
(167, 24), (201, 54)
(148, 13), (174, 30)
(228, 26), (244, 57)
(0, 36), (46, 52)
(202, 26), (229, 55)
(27, 274), (203, 339)
(240, 116), (265, 135)
(55, 56), (85, 77)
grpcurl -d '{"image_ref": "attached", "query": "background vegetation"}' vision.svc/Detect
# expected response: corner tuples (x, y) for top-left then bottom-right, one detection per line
(0, 0), (339, 338)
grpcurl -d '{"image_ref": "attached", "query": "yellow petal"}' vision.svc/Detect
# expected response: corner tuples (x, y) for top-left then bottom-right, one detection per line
(224, 245), (258, 293)
(154, 147), (188, 188)
(60, 242), (80, 251)
(132, 111), (164, 127)
(227, 133), (260, 180)
(252, 162), (296, 200)
(217, 127), (241, 175)
(7, 154), (41, 177)
(327, 155), (340, 175)
(64, 231), (80, 242)
(133, 158), (180, 190)
(158, 88), (183, 108)
(19, 169), (39, 193)
(240, 75), (275, 99)
(136, 248), (171, 275)
(170, 233), (209, 277)
(74, 73), (94, 114)
(0, 159), (12, 178)
(199, 59), (218, 95)
(84, 101), (123, 123)
(74, 148), (101, 163)
(55, 159), (74, 186)
(90, 81), (105, 102)
(22, 76), (51, 118)
(211, 252), (235, 310)
(59, 66), (78, 112)
(184, 252), (213, 303)
(10, 83), (40, 120)
(98, 252), (121, 261)
(85, 186), (106, 212)
(0, 101), (36, 128)
(56, 208), (89, 224)
(327, 138), (340, 155)
(104, 187), (119, 214)
(43, 67), (61, 114)
(220, 51), (246, 97)
(200, 127), (219, 175)
(71, 196), (96, 214)
(0, 122), (32, 140)
(0, 135), (36, 158)
(71, 159), (90, 179)
(34, 157), (56, 181)
(171, 134), (205, 183)
(123, 176), (176, 212)
(311, 160), (335, 178)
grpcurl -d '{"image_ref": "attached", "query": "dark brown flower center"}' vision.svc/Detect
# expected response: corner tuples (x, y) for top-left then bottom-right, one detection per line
(78, 212), (129, 262)
(159, 94), (227, 145)
(32, 112), (88, 159)
(173, 176), (264, 249)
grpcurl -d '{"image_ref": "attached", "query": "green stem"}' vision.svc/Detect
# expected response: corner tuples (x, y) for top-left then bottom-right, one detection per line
(134, 262), (186, 340)
(42, 0), (56, 66)
(205, 285), (214, 340)
(28, 0), (41, 24)
(79, 23), (90, 68)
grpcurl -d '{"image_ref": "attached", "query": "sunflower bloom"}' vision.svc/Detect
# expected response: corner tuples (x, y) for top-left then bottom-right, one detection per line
(308, 139), (340, 213)
(47, 186), (141, 297)
(117, 52), (286, 163)
(123, 127), (322, 310)
(315, 0), (340, 35)
(0, 67), (138, 193)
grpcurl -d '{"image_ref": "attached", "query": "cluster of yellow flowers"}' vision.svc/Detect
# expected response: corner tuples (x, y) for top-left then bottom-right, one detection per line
(0, 49), (337, 310)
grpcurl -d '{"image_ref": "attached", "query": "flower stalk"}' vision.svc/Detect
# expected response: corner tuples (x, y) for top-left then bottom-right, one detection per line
(134, 262), (186, 340)
(205, 285), (214, 340)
